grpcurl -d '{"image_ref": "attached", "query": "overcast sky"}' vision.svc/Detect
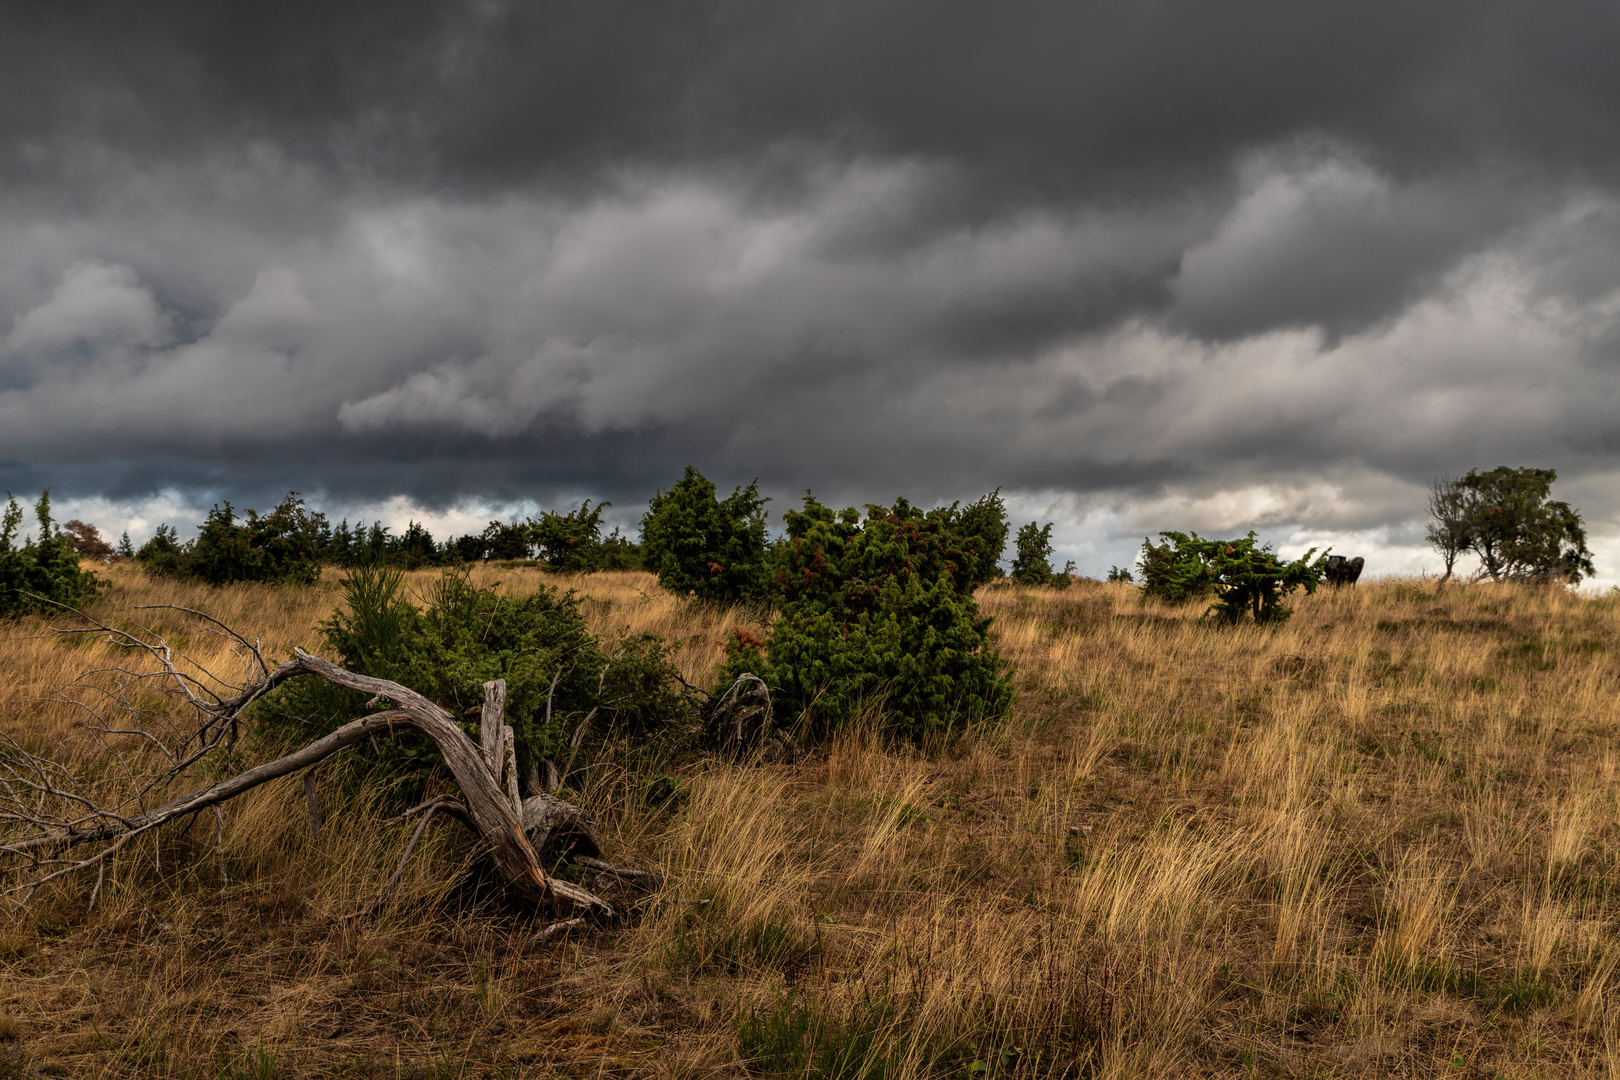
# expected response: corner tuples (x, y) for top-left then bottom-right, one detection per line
(6, 1), (1620, 580)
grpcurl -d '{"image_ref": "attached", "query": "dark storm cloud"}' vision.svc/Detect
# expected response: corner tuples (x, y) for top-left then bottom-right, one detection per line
(6, 1), (1620, 576)
(10, 1), (1620, 195)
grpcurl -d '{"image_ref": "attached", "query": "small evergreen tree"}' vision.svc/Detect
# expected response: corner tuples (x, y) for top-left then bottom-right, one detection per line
(116, 530), (135, 559)
(1011, 521), (1057, 585)
(324, 519), (356, 565)
(939, 489), (1009, 588)
(640, 467), (770, 602)
(0, 491), (98, 617)
(135, 524), (186, 576)
(530, 500), (610, 573)
(446, 532), (490, 563)
(1139, 530), (1323, 623)
(360, 522), (393, 565)
(395, 521), (441, 570)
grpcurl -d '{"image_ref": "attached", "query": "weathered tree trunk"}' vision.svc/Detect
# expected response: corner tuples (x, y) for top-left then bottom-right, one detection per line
(522, 791), (602, 857)
(702, 673), (796, 764)
(2, 650), (613, 915)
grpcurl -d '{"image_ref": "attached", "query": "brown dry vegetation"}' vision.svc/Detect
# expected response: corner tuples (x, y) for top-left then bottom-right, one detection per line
(4, 564), (1620, 1077)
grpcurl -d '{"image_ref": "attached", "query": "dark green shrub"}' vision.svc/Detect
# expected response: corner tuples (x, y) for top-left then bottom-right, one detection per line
(724, 495), (1013, 738)
(1011, 521), (1056, 585)
(1138, 530), (1323, 623)
(187, 503), (255, 583)
(135, 524), (186, 576)
(445, 531), (490, 564)
(641, 466), (770, 602)
(188, 495), (326, 585)
(593, 527), (643, 571)
(1138, 532), (1216, 605)
(942, 488), (1009, 588)
(529, 500), (630, 573)
(480, 520), (533, 561)
(393, 522), (442, 569)
(138, 494), (326, 584)
(252, 566), (695, 791)
(0, 491), (98, 617)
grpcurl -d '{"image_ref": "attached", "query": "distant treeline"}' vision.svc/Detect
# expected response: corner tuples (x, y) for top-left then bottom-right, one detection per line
(132, 495), (640, 585)
(113, 472), (1059, 600)
(27, 468), (1084, 606)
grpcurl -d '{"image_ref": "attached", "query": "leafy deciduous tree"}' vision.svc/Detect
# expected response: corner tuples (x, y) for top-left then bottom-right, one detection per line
(1426, 474), (1471, 583)
(1426, 467), (1594, 584)
(62, 520), (115, 560)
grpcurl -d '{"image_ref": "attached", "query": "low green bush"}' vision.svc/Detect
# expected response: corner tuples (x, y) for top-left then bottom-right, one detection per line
(0, 491), (98, 617)
(252, 566), (695, 793)
(721, 494), (1013, 739)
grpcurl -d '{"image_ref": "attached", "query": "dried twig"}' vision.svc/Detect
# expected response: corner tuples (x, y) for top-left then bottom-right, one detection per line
(530, 917), (583, 944)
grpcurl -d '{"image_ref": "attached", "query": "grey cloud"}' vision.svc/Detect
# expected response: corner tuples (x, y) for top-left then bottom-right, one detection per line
(5, 260), (169, 355)
(7, 2), (1620, 580)
(5, 157), (1619, 511)
(9, 2), (1620, 203)
(1165, 151), (1541, 340)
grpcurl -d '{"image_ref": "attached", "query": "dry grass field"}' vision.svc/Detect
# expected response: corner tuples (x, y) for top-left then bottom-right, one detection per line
(4, 563), (1620, 1077)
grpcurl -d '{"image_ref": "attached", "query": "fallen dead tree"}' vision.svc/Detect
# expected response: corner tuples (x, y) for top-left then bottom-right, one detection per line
(0, 605), (650, 917)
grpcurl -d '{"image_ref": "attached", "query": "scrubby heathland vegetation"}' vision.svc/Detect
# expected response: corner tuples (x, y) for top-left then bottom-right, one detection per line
(4, 564), (1620, 1077)
(0, 462), (1608, 1076)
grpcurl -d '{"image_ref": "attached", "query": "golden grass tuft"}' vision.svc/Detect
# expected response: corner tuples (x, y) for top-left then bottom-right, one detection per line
(7, 569), (1620, 1074)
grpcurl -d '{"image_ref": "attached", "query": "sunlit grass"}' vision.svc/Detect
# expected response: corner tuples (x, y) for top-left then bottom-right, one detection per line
(4, 567), (1620, 1074)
